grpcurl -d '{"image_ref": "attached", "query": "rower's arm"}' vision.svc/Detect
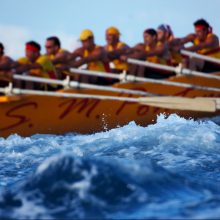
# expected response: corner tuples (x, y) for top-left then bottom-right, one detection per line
(68, 48), (83, 61)
(0, 56), (14, 71)
(69, 47), (105, 68)
(145, 43), (168, 57)
(120, 44), (146, 61)
(179, 33), (196, 45)
(107, 45), (130, 60)
(185, 35), (219, 52)
(15, 62), (42, 74)
(52, 51), (70, 65)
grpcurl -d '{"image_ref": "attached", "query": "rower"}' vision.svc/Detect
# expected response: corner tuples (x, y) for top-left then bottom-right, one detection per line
(104, 26), (130, 73)
(122, 28), (174, 79)
(15, 41), (58, 90)
(180, 18), (220, 72)
(0, 42), (14, 87)
(68, 29), (111, 85)
(45, 36), (71, 79)
(157, 24), (183, 67)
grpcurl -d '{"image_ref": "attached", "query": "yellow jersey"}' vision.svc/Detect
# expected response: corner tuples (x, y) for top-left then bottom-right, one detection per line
(47, 48), (67, 62)
(106, 42), (129, 71)
(145, 42), (170, 65)
(83, 46), (110, 72)
(194, 33), (220, 58)
(46, 48), (70, 78)
(18, 55), (57, 79)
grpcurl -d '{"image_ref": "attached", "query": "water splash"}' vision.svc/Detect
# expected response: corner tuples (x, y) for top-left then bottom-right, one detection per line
(0, 114), (220, 219)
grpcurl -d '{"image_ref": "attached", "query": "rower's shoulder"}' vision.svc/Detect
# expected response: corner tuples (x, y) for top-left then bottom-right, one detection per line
(208, 33), (219, 41)
(133, 43), (145, 50)
(17, 56), (29, 64)
(72, 46), (85, 55)
(118, 41), (130, 48)
(58, 48), (71, 55)
(0, 55), (13, 62)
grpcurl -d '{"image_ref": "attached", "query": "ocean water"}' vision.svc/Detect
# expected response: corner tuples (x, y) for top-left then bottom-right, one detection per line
(0, 114), (220, 219)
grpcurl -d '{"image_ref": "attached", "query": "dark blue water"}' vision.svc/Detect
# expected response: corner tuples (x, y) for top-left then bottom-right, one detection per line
(0, 114), (220, 219)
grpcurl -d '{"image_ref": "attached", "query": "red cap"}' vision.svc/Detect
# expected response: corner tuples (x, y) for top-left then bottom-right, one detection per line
(195, 24), (208, 30)
(26, 44), (40, 52)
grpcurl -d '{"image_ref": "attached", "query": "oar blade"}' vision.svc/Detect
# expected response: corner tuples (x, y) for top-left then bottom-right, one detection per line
(195, 97), (220, 111)
(138, 96), (216, 112)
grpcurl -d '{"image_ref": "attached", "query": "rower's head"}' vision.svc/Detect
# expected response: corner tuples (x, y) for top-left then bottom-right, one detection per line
(105, 26), (120, 45)
(0, 42), (4, 56)
(157, 24), (173, 42)
(194, 19), (211, 41)
(143, 29), (157, 46)
(79, 29), (95, 50)
(25, 41), (41, 62)
(45, 36), (61, 55)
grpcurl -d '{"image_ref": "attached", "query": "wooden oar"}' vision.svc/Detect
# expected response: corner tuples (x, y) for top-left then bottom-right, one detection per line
(0, 85), (218, 112)
(69, 68), (220, 92)
(127, 58), (220, 81)
(13, 74), (153, 96)
(181, 50), (220, 65)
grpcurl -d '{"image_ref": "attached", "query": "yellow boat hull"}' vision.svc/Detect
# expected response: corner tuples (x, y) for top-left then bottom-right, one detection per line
(0, 74), (220, 137)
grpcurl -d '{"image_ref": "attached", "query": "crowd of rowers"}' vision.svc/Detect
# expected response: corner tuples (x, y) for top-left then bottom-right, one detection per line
(0, 18), (220, 91)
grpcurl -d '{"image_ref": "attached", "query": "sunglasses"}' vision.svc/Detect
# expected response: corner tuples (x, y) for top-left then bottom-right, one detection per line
(45, 45), (54, 49)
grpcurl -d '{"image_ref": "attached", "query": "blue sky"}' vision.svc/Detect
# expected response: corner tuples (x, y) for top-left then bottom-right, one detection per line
(1, 0), (220, 58)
